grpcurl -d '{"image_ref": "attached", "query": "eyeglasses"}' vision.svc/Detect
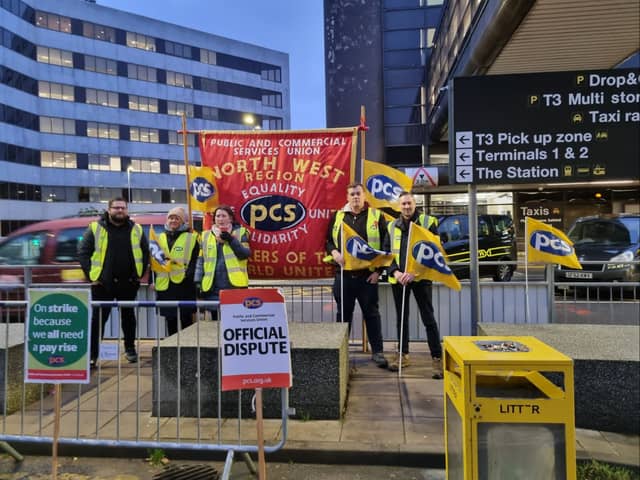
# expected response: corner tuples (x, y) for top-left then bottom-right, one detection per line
(110, 206), (127, 210)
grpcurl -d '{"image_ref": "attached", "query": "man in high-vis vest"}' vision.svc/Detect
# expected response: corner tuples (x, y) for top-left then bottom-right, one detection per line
(325, 182), (389, 368)
(78, 197), (149, 367)
(154, 207), (200, 336)
(384, 191), (443, 378)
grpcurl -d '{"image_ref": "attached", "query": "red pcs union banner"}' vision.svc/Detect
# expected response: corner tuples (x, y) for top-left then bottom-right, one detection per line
(199, 128), (357, 279)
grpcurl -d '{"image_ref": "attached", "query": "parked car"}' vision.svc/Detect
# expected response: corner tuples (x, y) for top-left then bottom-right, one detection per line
(437, 214), (517, 281)
(554, 214), (640, 286)
(0, 212), (200, 321)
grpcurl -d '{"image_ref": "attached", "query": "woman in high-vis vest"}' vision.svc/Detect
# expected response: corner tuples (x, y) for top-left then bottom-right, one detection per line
(154, 207), (200, 336)
(194, 205), (250, 320)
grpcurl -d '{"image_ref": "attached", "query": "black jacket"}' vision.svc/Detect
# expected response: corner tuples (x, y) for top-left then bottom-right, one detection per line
(77, 212), (149, 287)
(385, 211), (438, 276)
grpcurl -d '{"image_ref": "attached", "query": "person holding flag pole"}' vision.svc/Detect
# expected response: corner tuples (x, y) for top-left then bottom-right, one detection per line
(385, 192), (444, 378)
(325, 182), (391, 368)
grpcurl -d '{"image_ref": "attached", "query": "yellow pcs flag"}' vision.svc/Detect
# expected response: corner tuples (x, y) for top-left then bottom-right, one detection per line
(341, 223), (394, 270)
(363, 159), (413, 211)
(526, 217), (582, 270)
(406, 223), (461, 291)
(148, 226), (171, 273)
(188, 165), (219, 212)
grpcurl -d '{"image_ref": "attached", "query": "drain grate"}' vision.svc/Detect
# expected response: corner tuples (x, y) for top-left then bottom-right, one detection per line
(152, 463), (220, 480)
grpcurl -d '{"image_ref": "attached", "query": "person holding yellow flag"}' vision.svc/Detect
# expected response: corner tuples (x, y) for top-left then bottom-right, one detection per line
(154, 207), (200, 336)
(384, 192), (443, 378)
(325, 182), (390, 368)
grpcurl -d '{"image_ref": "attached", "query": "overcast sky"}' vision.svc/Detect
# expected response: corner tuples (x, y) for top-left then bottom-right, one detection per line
(99, 0), (326, 129)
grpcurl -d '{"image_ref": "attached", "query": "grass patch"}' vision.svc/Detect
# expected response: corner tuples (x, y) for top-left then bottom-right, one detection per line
(578, 460), (639, 480)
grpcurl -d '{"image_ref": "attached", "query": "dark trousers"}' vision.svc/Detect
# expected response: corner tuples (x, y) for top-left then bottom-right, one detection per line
(332, 272), (384, 353)
(165, 311), (194, 336)
(391, 280), (442, 358)
(90, 281), (139, 360)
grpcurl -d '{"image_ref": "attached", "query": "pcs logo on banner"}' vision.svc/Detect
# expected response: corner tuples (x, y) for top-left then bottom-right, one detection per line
(240, 195), (306, 230)
(411, 241), (453, 275)
(346, 236), (382, 260)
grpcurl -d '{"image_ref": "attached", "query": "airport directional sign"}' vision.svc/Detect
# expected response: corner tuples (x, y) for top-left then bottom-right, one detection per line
(449, 69), (640, 185)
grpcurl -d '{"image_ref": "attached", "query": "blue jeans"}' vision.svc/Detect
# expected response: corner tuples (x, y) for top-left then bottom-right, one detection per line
(332, 272), (384, 354)
(391, 280), (442, 358)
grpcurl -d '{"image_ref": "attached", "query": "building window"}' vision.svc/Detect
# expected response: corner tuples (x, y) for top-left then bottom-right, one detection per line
(168, 131), (196, 146)
(165, 40), (192, 59)
(134, 189), (162, 204)
(39, 116), (76, 135)
(89, 187), (122, 202)
(128, 94), (158, 112)
(83, 22), (116, 43)
(85, 55), (117, 75)
(200, 48), (217, 65)
(130, 158), (161, 173)
(35, 11), (71, 33)
(263, 118), (283, 130)
(40, 151), (77, 169)
(200, 78), (218, 93)
(88, 154), (121, 171)
(38, 81), (74, 101)
(86, 88), (118, 107)
(169, 160), (186, 175)
(127, 63), (157, 82)
(202, 106), (219, 120)
(87, 122), (119, 139)
(37, 46), (73, 67)
(130, 127), (159, 143)
(167, 101), (194, 117)
(261, 66), (281, 83)
(126, 32), (156, 51)
(166, 71), (193, 88)
(262, 93), (282, 108)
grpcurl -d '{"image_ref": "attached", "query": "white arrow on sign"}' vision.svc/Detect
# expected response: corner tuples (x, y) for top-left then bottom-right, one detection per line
(456, 149), (473, 165)
(456, 166), (473, 183)
(455, 131), (473, 149)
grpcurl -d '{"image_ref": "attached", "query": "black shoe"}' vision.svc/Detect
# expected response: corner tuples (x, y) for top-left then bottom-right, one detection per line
(372, 352), (388, 368)
(125, 349), (138, 363)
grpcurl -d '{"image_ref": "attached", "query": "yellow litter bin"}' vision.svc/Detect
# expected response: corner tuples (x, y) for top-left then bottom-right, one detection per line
(443, 336), (576, 480)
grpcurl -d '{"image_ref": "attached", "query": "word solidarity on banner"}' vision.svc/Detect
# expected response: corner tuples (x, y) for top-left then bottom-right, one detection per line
(220, 288), (291, 391)
(199, 129), (357, 279)
(25, 289), (91, 383)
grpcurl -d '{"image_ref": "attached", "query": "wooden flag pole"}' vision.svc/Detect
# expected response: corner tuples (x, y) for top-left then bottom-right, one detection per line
(255, 388), (267, 479)
(181, 114), (193, 231)
(52, 384), (61, 480)
(359, 105), (369, 353)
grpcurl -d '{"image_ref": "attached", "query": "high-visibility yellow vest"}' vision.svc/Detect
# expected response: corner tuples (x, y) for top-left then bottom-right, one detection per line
(201, 227), (249, 291)
(89, 222), (144, 282)
(331, 209), (382, 250)
(155, 231), (198, 291)
(388, 214), (438, 284)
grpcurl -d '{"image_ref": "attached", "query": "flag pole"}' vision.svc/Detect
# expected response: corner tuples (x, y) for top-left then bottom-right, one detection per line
(524, 216), (530, 323)
(398, 283), (407, 377)
(359, 105), (369, 352)
(181, 114), (193, 231)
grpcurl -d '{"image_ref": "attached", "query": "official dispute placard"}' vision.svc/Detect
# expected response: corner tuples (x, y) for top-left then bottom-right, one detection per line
(25, 289), (91, 383)
(451, 69), (640, 185)
(219, 288), (292, 391)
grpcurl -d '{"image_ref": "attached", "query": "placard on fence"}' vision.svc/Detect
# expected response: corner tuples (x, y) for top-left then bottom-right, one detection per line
(219, 288), (292, 391)
(25, 289), (91, 384)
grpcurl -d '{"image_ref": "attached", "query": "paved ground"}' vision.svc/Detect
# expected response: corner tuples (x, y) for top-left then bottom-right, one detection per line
(1, 340), (638, 478)
(0, 455), (446, 480)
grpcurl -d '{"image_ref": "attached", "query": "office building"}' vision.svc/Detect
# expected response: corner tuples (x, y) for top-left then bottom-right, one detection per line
(0, 0), (290, 235)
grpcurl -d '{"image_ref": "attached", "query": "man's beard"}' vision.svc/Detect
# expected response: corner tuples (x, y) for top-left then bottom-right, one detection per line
(109, 214), (126, 225)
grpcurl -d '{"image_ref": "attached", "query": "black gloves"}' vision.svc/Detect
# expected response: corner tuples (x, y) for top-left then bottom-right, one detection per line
(220, 231), (233, 242)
